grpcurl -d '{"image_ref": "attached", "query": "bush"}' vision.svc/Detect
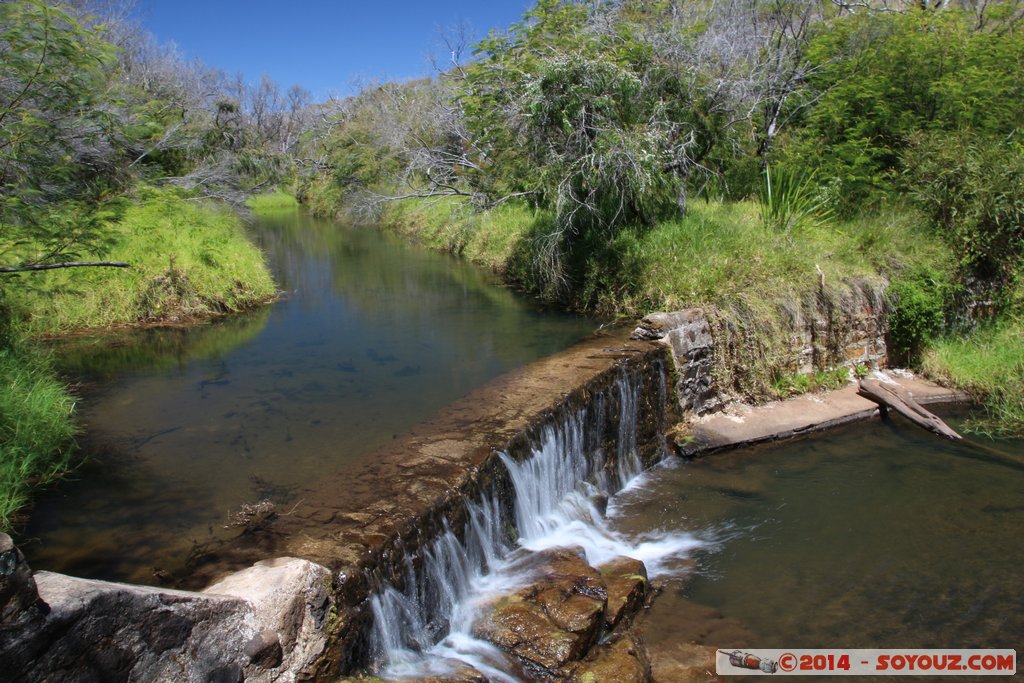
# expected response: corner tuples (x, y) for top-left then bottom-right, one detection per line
(887, 265), (953, 366)
(902, 132), (1024, 286)
(758, 166), (833, 238)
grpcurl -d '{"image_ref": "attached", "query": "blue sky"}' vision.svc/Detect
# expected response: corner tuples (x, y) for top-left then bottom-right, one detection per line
(134, 1), (533, 99)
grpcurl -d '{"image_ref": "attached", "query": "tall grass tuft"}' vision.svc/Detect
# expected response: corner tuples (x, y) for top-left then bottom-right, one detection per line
(758, 166), (833, 238)
(0, 337), (77, 529)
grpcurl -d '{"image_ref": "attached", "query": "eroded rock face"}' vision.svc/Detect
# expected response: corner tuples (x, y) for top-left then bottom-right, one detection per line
(0, 532), (46, 631)
(471, 548), (660, 681)
(0, 536), (340, 683)
(204, 556), (337, 674)
(564, 631), (652, 683)
(631, 310), (720, 416)
(597, 557), (648, 630)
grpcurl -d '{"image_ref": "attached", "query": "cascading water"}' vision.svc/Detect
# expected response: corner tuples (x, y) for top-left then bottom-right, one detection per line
(368, 364), (702, 681)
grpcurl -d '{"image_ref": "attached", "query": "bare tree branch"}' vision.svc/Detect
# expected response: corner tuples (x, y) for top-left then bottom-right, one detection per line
(0, 261), (130, 273)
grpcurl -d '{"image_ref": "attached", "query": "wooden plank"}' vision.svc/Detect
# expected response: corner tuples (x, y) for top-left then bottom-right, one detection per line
(857, 379), (962, 440)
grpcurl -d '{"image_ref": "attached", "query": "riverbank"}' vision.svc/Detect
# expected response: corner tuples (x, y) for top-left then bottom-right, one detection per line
(0, 189), (278, 530)
(5, 188), (277, 337)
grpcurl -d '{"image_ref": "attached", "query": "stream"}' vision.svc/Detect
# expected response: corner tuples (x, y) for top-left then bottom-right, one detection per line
(610, 411), (1024, 667)
(21, 207), (595, 584)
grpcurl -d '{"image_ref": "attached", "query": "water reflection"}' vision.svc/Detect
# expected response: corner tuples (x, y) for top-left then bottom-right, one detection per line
(23, 208), (595, 583)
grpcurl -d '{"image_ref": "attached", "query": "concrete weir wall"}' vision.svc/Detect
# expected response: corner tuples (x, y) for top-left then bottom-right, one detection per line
(0, 335), (676, 682)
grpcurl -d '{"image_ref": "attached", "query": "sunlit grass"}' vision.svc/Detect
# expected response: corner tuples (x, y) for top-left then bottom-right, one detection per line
(0, 340), (77, 530)
(7, 187), (277, 336)
(923, 319), (1024, 436)
(246, 190), (299, 213)
(378, 197), (948, 317)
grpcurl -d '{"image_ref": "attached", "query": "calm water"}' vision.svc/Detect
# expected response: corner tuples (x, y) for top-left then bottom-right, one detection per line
(609, 414), (1024, 661)
(21, 209), (595, 583)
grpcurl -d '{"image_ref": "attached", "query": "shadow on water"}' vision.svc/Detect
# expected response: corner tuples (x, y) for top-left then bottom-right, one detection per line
(609, 412), (1024, 659)
(21, 208), (596, 584)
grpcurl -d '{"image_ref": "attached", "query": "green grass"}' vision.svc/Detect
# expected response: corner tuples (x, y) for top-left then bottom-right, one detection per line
(6, 187), (277, 336)
(923, 318), (1024, 436)
(772, 366), (854, 397)
(246, 190), (299, 213)
(0, 338), (77, 530)
(377, 198), (947, 315)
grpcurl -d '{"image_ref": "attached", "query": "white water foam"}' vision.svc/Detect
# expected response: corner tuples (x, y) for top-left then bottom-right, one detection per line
(368, 367), (704, 680)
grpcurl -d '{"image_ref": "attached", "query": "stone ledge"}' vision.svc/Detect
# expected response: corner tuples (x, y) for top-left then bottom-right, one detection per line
(678, 372), (966, 457)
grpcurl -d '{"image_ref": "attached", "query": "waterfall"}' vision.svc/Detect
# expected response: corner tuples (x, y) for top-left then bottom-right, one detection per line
(367, 364), (701, 680)
(616, 365), (644, 488)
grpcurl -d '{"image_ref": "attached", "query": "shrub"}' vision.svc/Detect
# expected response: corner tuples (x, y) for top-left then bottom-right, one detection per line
(758, 166), (833, 238)
(902, 132), (1024, 287)
(887, 265), (953, 366)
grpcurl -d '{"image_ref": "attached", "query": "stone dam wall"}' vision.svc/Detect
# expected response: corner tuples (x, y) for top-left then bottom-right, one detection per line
(633, 279), (890, 418)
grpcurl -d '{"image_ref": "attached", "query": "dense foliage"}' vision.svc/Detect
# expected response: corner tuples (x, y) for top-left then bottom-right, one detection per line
(307, 0), (1023, 301)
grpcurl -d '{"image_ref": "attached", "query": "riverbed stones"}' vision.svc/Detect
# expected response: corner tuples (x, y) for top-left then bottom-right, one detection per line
(598, 557), (648, 629)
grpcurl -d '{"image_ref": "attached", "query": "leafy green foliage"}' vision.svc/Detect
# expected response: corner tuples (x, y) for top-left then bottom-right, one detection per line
(902, 132), (1024, 285)
(0, 0), (127, 270)
(782, 4), (1024, 213)
(887, 265), (954, 365)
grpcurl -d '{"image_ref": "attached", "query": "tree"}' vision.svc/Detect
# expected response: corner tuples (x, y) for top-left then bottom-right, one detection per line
(0, 0), (129, 273)
(781, 1), (1024, 210)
